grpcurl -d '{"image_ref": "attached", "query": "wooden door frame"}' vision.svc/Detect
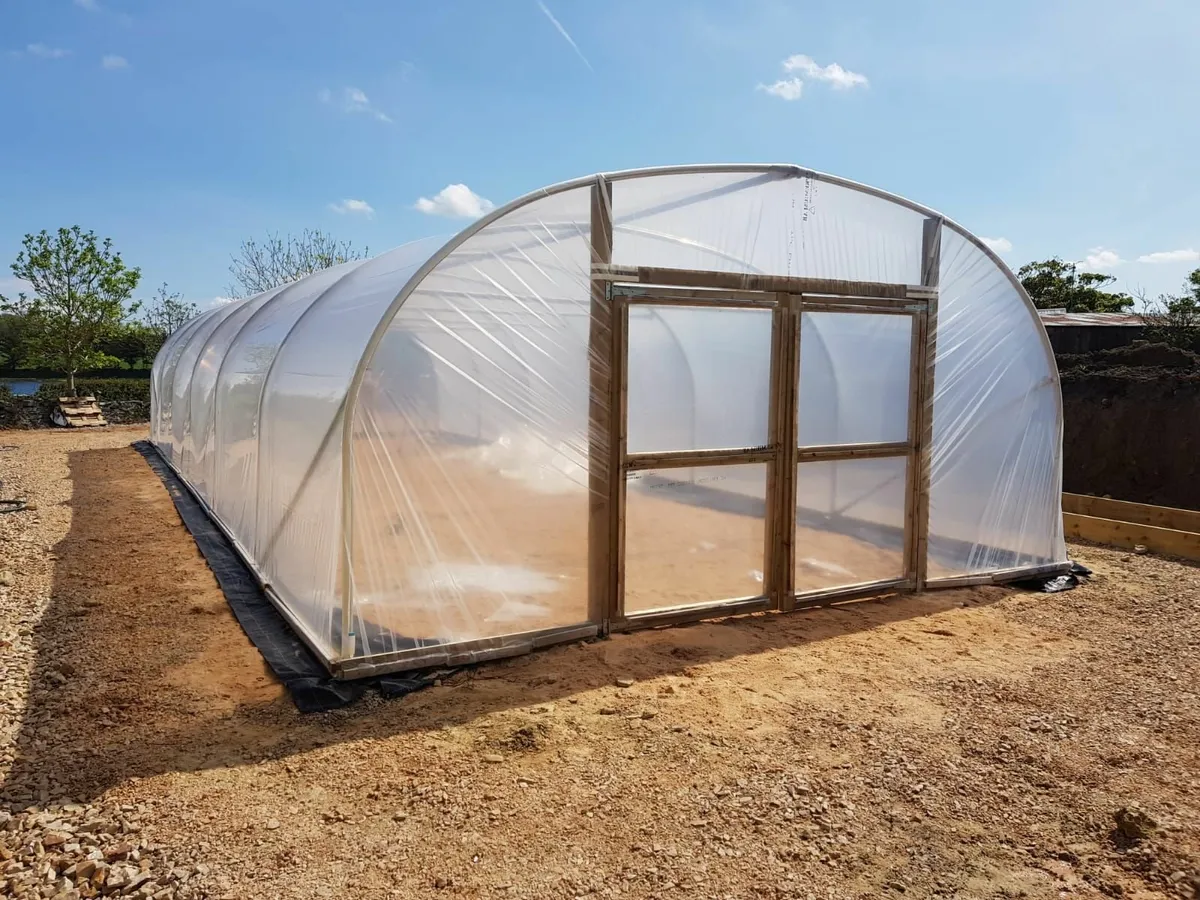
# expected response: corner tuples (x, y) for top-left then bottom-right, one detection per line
(586, 176), (944, 634)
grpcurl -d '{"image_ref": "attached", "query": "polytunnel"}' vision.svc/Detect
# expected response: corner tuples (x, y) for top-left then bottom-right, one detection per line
(150, 164), (1068, 678)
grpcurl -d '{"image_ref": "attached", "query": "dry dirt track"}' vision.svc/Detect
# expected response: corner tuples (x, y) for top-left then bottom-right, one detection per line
(1, 427), (1198, 900)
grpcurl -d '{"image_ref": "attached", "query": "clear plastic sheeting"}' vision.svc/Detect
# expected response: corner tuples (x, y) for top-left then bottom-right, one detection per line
(625, 465), (767, 614)
(795, 457), (909, 593)
(927, 228), (1065, 573)
(151, 163), (1066, 676)
(798, 312), (913, 447)
(627, 306), (773, 453)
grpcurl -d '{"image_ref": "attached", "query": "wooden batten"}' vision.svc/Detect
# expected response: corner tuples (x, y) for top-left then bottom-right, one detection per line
(592, 264), (911, 299)
(1064, 512), (1200, 562)
(762, 297), (787, 611)
(777, 295), (801, 611)
(610, 595), (772, 633)
(1062, 493), (1200, 535)
(902, 310), (925, 585)
(796, 441), (910, 462)
(913, 216), (942, 587)
(587, 178), (616, 628)
(625, 447), (775, 471)
(612, 297), (629, 622)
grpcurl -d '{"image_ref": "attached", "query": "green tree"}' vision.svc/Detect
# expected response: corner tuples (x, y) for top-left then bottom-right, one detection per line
(0, 313), (28, 371)
(142, 282), (199, 338)
(0, 227), (142, 393)
(1140, 267), (1200, 353)
(228, 229), (368, 297)
(98, 322), (163, 369)
(1017, 258), (1134, 313)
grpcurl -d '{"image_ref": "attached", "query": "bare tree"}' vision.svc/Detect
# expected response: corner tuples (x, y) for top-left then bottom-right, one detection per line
(142, 283), (199, 336)
(227, 229), (369, 297)
(1138, 268), (1200, 353)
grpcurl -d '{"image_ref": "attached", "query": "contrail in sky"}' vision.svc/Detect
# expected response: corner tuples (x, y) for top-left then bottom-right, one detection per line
(536, 1), (593, 71)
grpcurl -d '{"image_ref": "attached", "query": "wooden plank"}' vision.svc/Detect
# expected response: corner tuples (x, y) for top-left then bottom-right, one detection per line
(54, 397), (108, 428)
(591, 264), (910, 299)
(625, 447), (775, 471)
(588, 178), (616, 629)
(1062, 493), (1200, 534)
(792, 577), (912, 610)
(622, 294), (777, 310)
(777, 295), (801, 611)
(613, 297), (629, 622)
(796, 441), (910, 462)
(610, 595), (772, 633)
(800, 294), (921, 310)
(763, 300), (792, 609)
(902, 310), (924, 584)
(913, 217), (942, 587)
(1064, 512), (1200, 561)
(924, 562), (1072, 589)
(798, 303), (920, 316)
(612, 285), (774, 305)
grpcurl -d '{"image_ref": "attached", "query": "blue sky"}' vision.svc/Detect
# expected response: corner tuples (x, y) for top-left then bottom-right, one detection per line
(1, 0), (1198, 308)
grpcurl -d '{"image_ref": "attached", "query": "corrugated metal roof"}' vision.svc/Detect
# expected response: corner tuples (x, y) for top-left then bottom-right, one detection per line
(1037, 310), (1143, 326)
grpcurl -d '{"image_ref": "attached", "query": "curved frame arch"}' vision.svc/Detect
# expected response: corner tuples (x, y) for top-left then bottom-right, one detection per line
(152, 163), (1062, 670)
(333, 165), (1061, 660)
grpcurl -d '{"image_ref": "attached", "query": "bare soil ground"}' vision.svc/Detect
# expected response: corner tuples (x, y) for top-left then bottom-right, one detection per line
(1, 427), (1198, 900)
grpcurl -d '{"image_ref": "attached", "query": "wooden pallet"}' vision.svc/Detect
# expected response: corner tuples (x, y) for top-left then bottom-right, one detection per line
(1064, 493), (1200, 562)
(52, 395), (108, 428)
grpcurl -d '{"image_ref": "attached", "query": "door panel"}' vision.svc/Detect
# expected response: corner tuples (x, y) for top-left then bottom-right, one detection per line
(792, 304), (920, 598)
(617, 297), (780, 623)
(794, 455), (909, 593)
(798, 311), (914, 447)
(626, 305), (774, 453)
(625, 464), (768, 614)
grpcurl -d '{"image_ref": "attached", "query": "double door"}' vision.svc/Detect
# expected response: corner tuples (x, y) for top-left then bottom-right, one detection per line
(603, 277), (931, 629)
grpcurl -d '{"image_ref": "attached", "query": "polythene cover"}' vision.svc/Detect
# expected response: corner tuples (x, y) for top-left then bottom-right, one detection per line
(151, 165), (1065, 668)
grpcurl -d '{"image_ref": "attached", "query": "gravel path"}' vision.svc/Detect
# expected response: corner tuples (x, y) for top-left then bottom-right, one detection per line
(1, 428), (1197, 900)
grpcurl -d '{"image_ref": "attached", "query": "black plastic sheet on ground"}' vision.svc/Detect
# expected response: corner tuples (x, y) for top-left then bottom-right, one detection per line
(134, 441), (450, 712)
(1011, 561), (1092, 593)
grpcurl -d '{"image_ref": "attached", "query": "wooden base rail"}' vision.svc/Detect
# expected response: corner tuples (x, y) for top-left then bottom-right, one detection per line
(1063, 492), (1200, 562)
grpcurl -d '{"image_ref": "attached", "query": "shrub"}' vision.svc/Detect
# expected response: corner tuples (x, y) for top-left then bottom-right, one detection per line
(0, 377), (150, 428)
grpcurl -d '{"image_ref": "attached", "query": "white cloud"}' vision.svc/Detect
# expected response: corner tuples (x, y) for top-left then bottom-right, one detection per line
(24, 43), (71, 59)
(981, 236), (1013, 254)
(782, 54), (869, 90)
(74, 0), (101, 10)
(758, 54), (868, 100)
(343, 87), (392, 123)
(1136, 248), (1199, 264)
(329, 198), (375, 217)
(757, 78), (804, 101)
(209, 296), (238, 308)
(101, 54), (128, 70)
(320, 86), (392, 123)
(1078, 247), (1123, 271)
(535, 0), (593, 71)
(414, 184), (495, 219)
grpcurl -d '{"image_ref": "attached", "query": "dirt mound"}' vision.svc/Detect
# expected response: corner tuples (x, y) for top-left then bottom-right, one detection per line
(1058, 341), (1200, 381)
